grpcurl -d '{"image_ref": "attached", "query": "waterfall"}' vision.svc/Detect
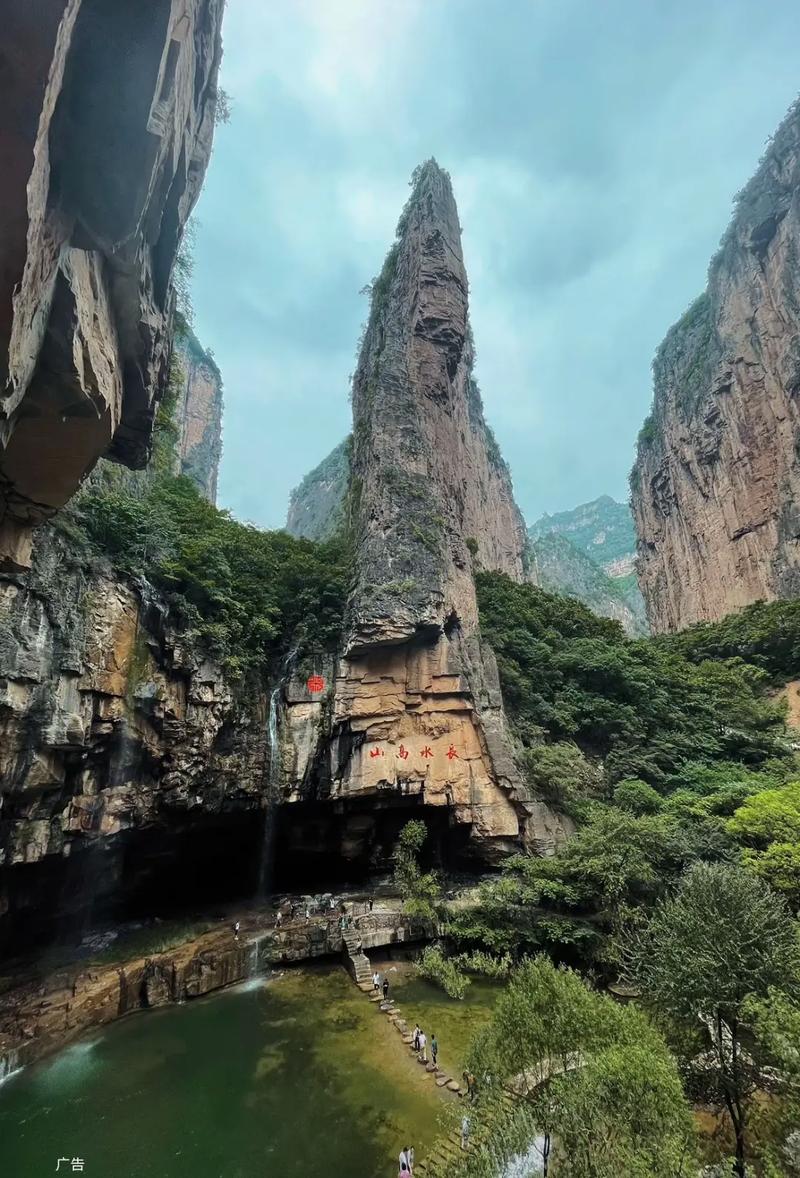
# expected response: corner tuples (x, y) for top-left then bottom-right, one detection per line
(0, 1049), (21, 1086)
(256, 647), (298, 897)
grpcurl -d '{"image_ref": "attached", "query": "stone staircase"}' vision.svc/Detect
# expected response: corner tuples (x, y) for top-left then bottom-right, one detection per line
(414, 1085), (519, 1177)
(341, 930), (372, 985)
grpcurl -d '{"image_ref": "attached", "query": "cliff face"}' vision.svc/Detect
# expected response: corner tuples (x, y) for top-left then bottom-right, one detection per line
(631, 100), (800, 632)
(173, 327), (223, 502)
(288, 161), (565, 861)
(286, 438), (350, 540)
(0, 529), (268, 949)
(0, 0), (224, 571)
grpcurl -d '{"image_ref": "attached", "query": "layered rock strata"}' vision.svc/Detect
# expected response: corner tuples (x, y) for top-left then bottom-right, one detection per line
(0, 530), (268, 947)
(286, 161), (565, 860)
(0, 0), (224, 570)
(631, 99), (800, 632)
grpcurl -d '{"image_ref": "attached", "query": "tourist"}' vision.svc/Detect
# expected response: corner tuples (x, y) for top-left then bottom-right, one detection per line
(463, 1070), (476, 1101)
(412, 1023), (421, 1051)
(368, 897), (374, 912)
(461, 1114), (471, 1151)
(399, 1146), (411, 1172)
(373, 971), (381, 992)
(330, 896), (336, 910)
(233, 920), (240, 940)
(382, 977), (390, 1001)
(408, 1145), (415, 1173)
(431, 1032), (438, 1066)
(305, 907), (310, 922)
(419, 1029), (427, 1062)
(275, 910), (282, 928)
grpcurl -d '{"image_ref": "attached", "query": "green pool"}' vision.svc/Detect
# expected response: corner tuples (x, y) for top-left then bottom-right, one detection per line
(0, 966), (455, 1178)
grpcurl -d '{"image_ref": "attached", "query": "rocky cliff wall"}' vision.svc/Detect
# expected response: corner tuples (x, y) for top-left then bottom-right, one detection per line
(286, 438), (350, 541)
(0, 0), (224, 571)
(174, 327), (223, 502)
(631, 99), (800, 632)
(0, 528), (268, 951)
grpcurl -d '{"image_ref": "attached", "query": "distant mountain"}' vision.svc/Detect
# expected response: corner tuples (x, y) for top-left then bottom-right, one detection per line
(529, 497), (648, 635)
(530, 494), (637, 577)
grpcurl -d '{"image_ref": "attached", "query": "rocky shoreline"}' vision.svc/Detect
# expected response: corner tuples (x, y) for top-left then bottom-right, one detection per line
(0, 898), (425, 1080)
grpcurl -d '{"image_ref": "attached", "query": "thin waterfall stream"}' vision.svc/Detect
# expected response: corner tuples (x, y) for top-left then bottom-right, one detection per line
(256, 647), (298, 898)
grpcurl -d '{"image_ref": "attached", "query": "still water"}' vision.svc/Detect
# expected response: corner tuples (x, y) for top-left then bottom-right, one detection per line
(0, 966), (471, 1178)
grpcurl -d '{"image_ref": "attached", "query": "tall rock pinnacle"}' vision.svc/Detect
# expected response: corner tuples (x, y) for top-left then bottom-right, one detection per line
(283, 161), (567, 862)
(347, 159), (529, 652)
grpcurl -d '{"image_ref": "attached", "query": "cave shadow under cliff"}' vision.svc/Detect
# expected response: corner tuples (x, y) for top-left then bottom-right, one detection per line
(0, 799), (475, 963)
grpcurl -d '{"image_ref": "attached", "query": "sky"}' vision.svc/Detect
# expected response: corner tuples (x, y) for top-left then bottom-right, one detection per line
(191, 0), (800, 531)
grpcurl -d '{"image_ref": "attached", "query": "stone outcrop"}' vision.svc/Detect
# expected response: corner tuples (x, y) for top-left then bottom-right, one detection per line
(282, 161), (566, 861)
(631, 99), (800, 632)
(0, 528), (268, 949)
(173, 326), (223, 502)
(0, 0), (224, 570)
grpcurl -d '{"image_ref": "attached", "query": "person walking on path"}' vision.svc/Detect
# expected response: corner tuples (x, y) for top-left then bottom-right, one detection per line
(382, 977), (390, 1001)
(233, 920), (240, 940)
(373, 970), (380, 992)
(419, 1030), (427, 1063)
(461, 1114), (471, 1151)
(408, 1145), (415, 1173)
(275, 909), (282, 929)
(399, 1146), (411, 1173)
(431, 1033), (438, 1067)
(412, 1024), (421, 1052)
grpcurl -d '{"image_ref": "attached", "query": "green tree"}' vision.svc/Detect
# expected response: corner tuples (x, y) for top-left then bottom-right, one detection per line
(728, 782), (800, 909)
(441, 957), (694, 1178)
(628, 861), (800, 1177)
(613, 778), (664, 814)
(394, 820), (442, 928)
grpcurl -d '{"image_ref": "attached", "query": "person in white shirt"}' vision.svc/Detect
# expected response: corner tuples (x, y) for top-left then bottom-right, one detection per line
(419, 1030), (427, 1062)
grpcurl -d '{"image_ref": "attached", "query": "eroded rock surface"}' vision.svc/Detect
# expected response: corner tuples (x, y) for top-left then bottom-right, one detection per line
(631, 99), (800, 632)
(0, 0), (224, 569)
(288, 161), (567, 860)
(0, 530), (268, 947)
(173, 327), (223, 502)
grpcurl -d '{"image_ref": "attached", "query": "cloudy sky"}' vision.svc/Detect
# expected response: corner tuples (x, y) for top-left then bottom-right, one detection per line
(191, 0), (800, 530)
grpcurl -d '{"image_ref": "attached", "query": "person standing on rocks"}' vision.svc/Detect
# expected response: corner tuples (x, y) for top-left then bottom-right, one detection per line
(382, 976), (390, 1001)
(413, 1023), (421, 1051)
(373, 970), (381, 992)
(398, 1146), (411, 1172)
(431, 1032), (438, 1067)
(419, 1029), (427, 1062)
(461, 1114), (471, 1151)
(233, 921), (240, 940)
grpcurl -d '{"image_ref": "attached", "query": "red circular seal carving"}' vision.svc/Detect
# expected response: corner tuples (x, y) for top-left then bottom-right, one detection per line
(307, 674), (325, 694)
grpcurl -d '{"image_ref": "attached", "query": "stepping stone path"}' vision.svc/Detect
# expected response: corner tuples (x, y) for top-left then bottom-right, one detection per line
(345, 957), (483, 1175)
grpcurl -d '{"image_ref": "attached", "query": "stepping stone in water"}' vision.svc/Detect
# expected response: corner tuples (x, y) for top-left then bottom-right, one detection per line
(425, 1062), (437, 1073)
(402, 1034), (414, 1044)
(436, 1076), (449, 1087)
(446, 1080), (461, 1092)
(417, 1056), (428, 1065)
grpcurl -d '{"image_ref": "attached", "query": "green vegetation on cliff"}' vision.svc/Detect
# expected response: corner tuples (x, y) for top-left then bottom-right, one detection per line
(77, 477), (350, 674)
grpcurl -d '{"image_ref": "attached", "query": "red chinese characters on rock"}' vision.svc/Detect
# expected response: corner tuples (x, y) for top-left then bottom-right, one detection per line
(398, 745), (409, 760)
(306, 675), (325, 694)
(369, 747), (385, 759)
(446, 744), (459, 760)
(421, 746), (433, 759)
